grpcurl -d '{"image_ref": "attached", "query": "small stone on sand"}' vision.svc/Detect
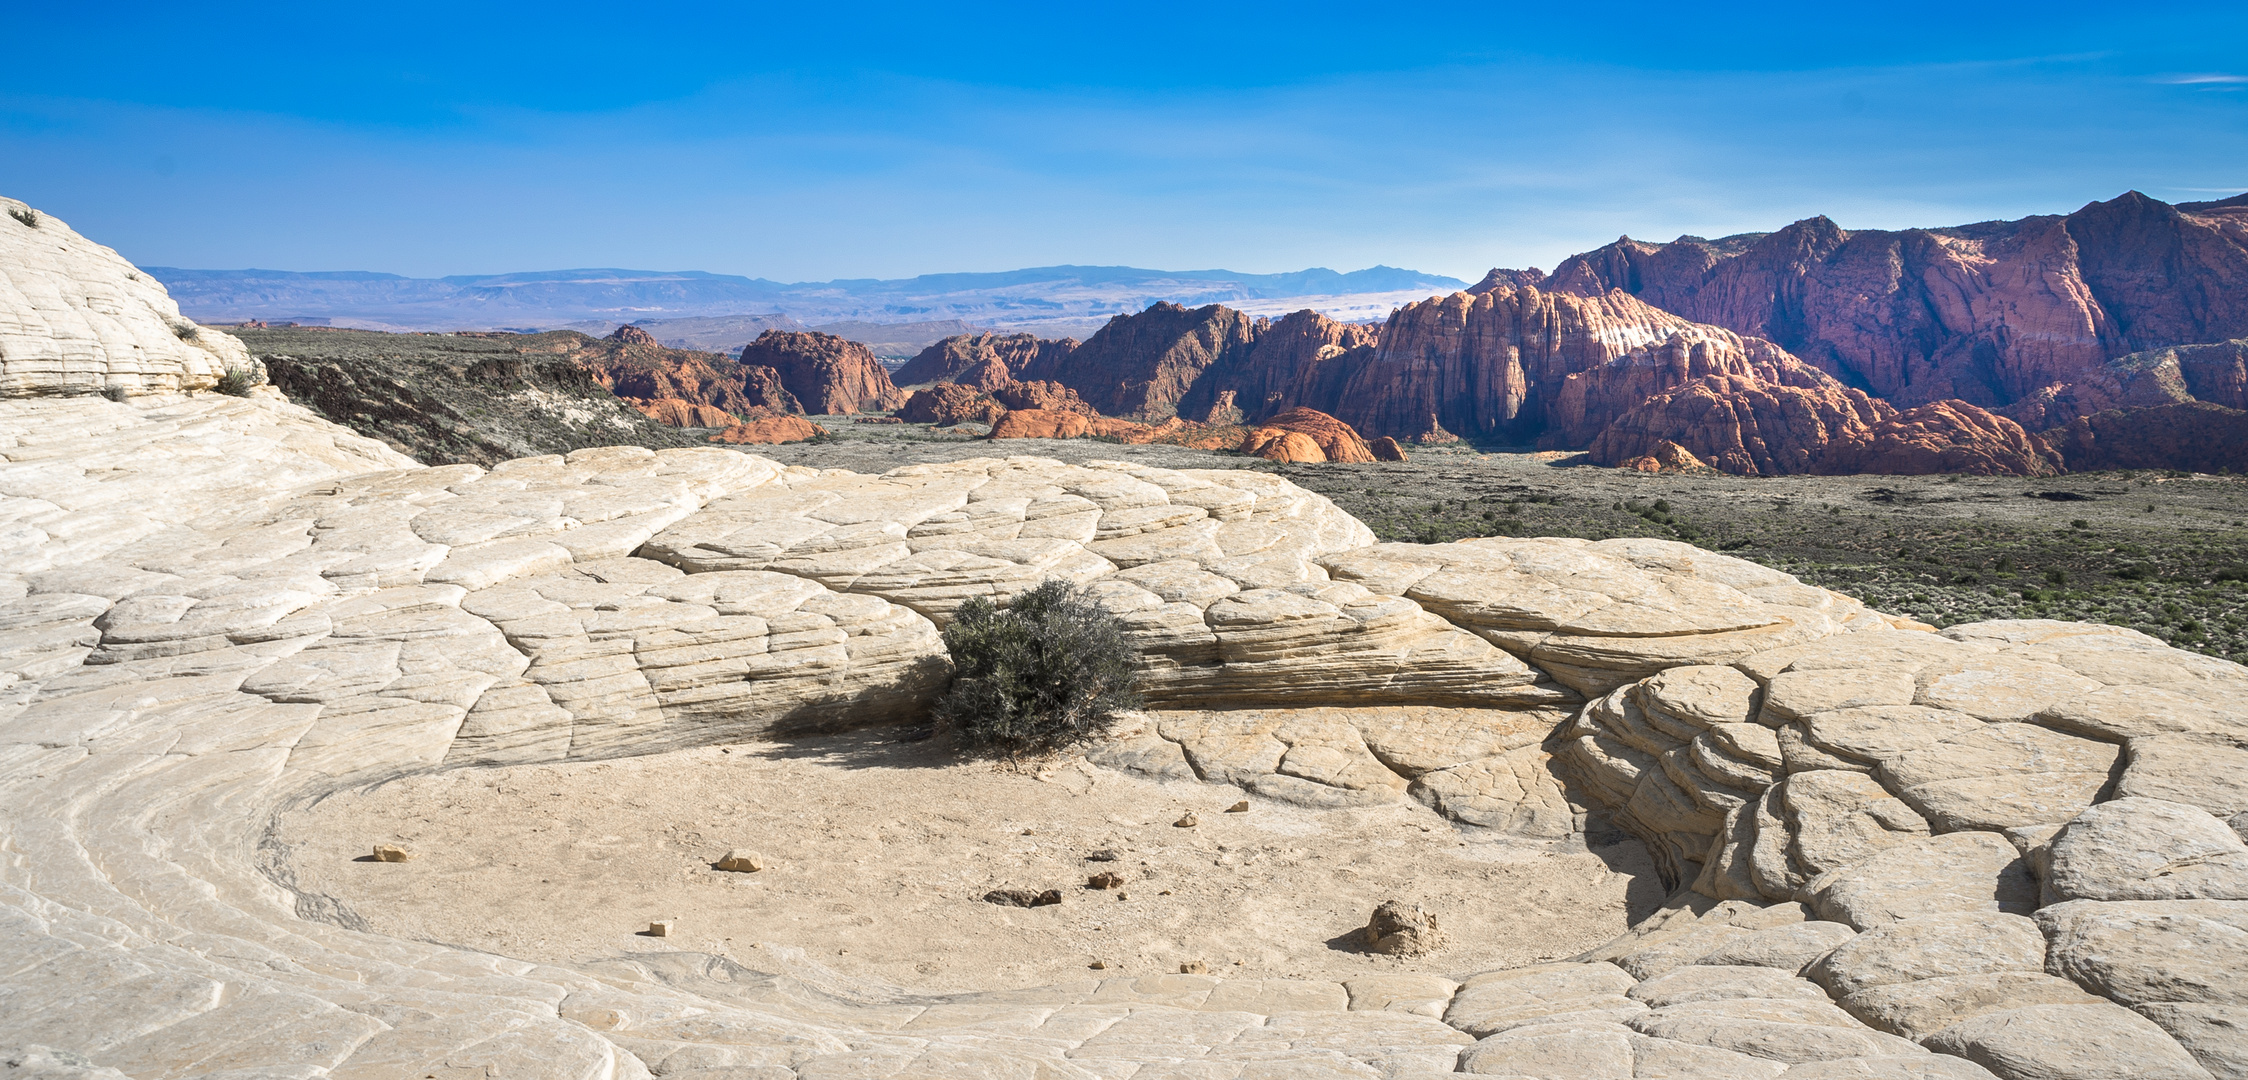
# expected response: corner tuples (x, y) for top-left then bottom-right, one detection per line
(984, 888), (1063, 908)
(1086, 849), (1119, 862)
(1179, 960), (1209, 974)
(371, 845), (414, 862)
(1088, 872), (1125, 890)
(1174, 813), (1198, 828)
(647, 920), (675, 937)
(714, 849), (763, 873)
(1362, 900), (1445, 958)
(1226, 801), (1250, 813)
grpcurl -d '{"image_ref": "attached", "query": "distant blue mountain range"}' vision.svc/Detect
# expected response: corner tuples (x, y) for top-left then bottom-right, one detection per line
(146, 264), (1471, 335)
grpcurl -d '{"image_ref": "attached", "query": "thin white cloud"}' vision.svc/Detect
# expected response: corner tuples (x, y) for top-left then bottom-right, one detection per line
(2162, 73), (2248, 84)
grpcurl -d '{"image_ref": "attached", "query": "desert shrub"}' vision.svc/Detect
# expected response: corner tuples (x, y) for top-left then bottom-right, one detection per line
(100, 385), (128, 402)
(215, 367), (258, 396)
(8, 206), (36, 228)
(933, 579), (1141, 756)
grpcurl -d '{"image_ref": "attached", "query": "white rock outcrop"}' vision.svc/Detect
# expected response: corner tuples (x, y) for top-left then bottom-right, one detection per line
(0, 198), (254, 397)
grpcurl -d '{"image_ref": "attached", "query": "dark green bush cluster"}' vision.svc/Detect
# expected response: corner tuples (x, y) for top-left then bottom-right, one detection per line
(216, 367), (259, 397)
(934, 579), (1141, 756)
(7, 206), (36, 228)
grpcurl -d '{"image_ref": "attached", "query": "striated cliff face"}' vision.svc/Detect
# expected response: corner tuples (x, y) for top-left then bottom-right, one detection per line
(892, 331), (1077, 387)
(0, 196), (255, 396)
(1318, 285), (1746, 445)
(1584, 376), (2058, 477)
(1017, 301), (1261, 419)
(1179, 309), (1379, 425)
(1541, 191), (2248, 411)
(737, 329), (904, 415)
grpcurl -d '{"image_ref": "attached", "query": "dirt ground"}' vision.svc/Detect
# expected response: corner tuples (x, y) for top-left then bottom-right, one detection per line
(280, 722), (1660, 995)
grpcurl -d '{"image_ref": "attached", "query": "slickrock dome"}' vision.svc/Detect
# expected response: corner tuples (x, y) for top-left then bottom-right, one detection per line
(0, 199), (256, 397)
(5, 200), (2247, 1080)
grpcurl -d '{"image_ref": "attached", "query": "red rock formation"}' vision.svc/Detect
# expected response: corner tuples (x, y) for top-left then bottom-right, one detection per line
(1017, 302), (1260, 419)
(1318, 285), (1733, 445)
(1588, 377), (2058, 477)
(1239, 428), (1327, 463)
(1618, 441), (1711, 474)
(571, 326), (779, 417)
(1252, 407), (1377, 463)
(896, 375), (1093, 427)
(2036, 401), (2248, 473)
(898, 384), (1007, 426)
(2006, 338), (2248, 430)
(737, 330), (904, 415)
(987, 409), (1152, 441)
(1586, 373), (1891, 476)
(1542, 191), (2248, 411)
(1543, 328), (1824, 449)
(633, 399), (738, 427)
(707, 416), (826, 444)
(1177, 310), (1377, 424)
(1368, 436), (1408, 462)
(893, 332), (1077, 387)
(1818, 401), (2062, 476)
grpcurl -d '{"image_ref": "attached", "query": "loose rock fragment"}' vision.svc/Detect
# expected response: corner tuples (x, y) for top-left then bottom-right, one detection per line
(714, 849), (764, 873)
(647, 920), (674, 937)
(1179, 960), (1209, 974)
(1086, 848), (1120, 862)
(1175, 812), (1199, 828)
(1087, 872), (1126, 890)
(1227, 800), (1250, 813)
(1364, 899), (1446, 957)
(984, 888), (1063, 908)
(370, 844), (414, 862)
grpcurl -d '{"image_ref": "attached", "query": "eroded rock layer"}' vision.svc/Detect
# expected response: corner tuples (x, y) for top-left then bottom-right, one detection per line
(0, 198), (256, 397)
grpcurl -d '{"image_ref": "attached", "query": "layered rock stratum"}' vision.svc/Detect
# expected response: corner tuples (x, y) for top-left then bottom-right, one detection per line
(4, 208), (2247, 1079)
(1, 198), (256, 397)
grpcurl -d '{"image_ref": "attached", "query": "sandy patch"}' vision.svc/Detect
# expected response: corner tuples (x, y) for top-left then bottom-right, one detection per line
(279, 724), (1660, 995)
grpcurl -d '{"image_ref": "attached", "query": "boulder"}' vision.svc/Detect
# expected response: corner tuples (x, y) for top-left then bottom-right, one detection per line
(1838, 973), (2107, 1041)
(1801, 833), (2038, 930)
(2039, 899), (2248, 1008)
(1806, 912), (2048, 998)
(1922, 1003), (2214, 1080)
(2042, 798), (2248, 903)
(2116, 732), (2248, 819)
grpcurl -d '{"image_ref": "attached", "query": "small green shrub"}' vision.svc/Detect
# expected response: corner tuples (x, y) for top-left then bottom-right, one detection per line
(933, 579), (1141, 756)
(7, 206), (36, 228)
(215, 367), (258, 396)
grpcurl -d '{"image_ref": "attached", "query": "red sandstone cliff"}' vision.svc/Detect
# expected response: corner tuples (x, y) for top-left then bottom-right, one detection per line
(893, 332), (1078, 387)
(570, 326), (777, 422)
(1539, 191), (2248, 411)
(1016, 302), (1261, 419)
(737, 330), (905, 415)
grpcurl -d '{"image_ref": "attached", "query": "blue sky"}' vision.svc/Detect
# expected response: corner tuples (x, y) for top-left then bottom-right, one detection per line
(3, 1), (2243, 281)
